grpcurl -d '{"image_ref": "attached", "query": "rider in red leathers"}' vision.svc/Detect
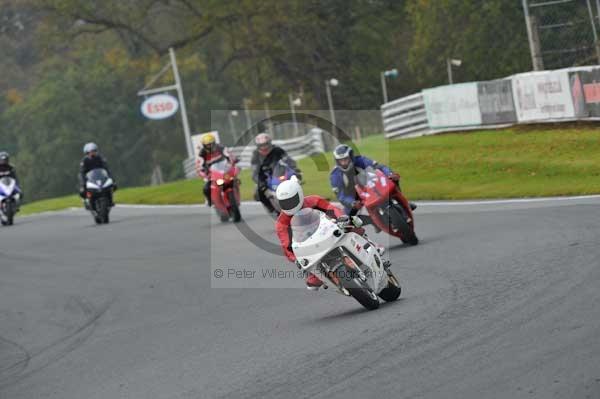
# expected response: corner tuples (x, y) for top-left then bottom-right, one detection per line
(275, 176), (375, 290)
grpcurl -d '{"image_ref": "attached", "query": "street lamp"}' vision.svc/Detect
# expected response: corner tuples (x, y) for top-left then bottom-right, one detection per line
(288, 93), (302, 137)
(325, 78), (339, 140)
(447, 58), (462, 85)
(228, 110), (239, 143)
(380, 68), (398, 103)
(242, 98), (252, 130)
(263, 91), (273, 135)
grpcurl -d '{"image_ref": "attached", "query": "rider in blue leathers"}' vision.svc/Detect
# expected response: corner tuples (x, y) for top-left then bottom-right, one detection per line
(329, 144), (415, 215)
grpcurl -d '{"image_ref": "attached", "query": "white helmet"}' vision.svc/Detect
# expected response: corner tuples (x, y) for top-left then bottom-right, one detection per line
(83, 142), (98, 154)
(276, 176), (304, 216)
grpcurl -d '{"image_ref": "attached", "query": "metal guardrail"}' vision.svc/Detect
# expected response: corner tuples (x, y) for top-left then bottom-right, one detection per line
(183, 128), (325, 179)
(380, 93), (430, 139)
(382, 65), (600, 140)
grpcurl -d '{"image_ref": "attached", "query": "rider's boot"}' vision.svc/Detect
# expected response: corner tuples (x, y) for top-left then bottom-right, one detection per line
(306, 273), (323, 291)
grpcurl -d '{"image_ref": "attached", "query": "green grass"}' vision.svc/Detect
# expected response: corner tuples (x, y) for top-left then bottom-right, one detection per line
(22, 124), (600, 215)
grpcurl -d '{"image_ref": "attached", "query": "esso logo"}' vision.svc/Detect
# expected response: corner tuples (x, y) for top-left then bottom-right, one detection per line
(141, 94), (179, 120)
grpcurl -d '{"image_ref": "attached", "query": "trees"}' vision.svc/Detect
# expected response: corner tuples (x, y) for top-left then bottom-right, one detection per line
(0, 0), (542, 201)
(407, 0), (531, 86)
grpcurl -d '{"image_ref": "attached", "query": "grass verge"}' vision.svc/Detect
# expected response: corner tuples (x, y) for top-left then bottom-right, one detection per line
(22, 124), (600, 215)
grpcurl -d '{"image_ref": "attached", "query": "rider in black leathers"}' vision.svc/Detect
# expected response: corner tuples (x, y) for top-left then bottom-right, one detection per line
(0, 152), (19, 183)
(78, 142), (116, 206)
(250, 133), (299, 213)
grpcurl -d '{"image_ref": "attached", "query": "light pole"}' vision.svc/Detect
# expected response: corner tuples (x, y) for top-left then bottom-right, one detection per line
(585, 0), (600, 64)
(325, 78), (339, 141)
(263, 92), (273, 135)
(446, 58), (462, 85)
(228, 110), (239, 144)
(242, 98), (252, 132)
(288, 93), (302, 137)
(380, 68), (398, 104)
(137, 47), (194, 159)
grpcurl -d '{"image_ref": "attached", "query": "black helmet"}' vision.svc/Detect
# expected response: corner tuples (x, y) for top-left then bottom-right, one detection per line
(333, 144), (354, 172)
(0, 151), (9, 166)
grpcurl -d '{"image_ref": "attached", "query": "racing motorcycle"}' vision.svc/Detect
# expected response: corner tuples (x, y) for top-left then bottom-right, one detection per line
(263, 160), (300, 215)
(209, 158), (241, 223)
(291, 208), (402, 310)
(0, 176), (21, 226)
(354, 166), (418, 245)
(84, 168), (114, 224)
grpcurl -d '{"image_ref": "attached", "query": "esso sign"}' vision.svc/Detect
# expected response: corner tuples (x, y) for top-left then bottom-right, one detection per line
(141, 94), (179, 120)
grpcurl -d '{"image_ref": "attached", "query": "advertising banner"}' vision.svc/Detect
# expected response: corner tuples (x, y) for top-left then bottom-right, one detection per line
(511, 71), (575, 122)
(477, 79), (517, 124)
(569, 67), (600, 117)
(423, 83), (481, 128)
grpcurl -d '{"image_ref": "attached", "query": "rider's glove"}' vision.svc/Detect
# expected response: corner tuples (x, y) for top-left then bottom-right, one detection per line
(351, 200), (362, 210)
(337, 215), (350, 228)
(351, 216), (363, 228)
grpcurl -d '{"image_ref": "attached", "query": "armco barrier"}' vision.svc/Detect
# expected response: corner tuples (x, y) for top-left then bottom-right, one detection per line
(183, 128), (325, 178)
(380, 93), (429, 139)
(381, 65), (600, 139)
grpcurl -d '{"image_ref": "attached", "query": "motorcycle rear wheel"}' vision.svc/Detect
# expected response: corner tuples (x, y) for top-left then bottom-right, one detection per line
(378, 274), (402, 302)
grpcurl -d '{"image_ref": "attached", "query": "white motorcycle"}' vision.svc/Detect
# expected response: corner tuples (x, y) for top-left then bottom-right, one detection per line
(84, 168), (114, 224)
(0, 176), (21, 226)
(291, 208), (402, 310)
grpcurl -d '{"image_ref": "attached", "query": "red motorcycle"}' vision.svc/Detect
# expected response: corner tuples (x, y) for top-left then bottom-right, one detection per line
(354, 167), (418, 245)
(208, 158), (242, 223)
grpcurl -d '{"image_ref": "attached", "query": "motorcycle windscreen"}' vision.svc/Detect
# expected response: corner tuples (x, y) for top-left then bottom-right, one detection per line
(290, 208), (322, 243)
(0, 176), (14, 186)
(0, 176), (15, 196)
(355, 166), (378, 188)
(86, 168), (109, 182)
(268, 163), (289, 188)
(209, 159), (230, 173)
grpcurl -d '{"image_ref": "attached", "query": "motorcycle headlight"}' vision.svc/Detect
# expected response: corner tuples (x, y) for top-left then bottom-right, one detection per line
(216, 179), (224, 186)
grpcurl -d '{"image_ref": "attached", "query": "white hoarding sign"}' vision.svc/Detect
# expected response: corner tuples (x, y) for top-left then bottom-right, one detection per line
(423, 83), (482, 128)
(141, 94), (179, 120)
(511, 71), (575, 122)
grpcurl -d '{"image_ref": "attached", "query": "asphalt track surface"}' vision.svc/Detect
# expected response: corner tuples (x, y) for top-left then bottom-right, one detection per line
(1, 197), (599, 399)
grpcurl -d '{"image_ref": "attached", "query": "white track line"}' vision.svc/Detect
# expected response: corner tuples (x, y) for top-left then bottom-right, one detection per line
(116, 195), (600, 209)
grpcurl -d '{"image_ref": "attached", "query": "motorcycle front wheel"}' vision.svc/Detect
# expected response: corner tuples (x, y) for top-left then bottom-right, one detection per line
(95, 197), (110, 224)
(4, 201), (14, 226)
(227, 191), (241, 223)
(336, 264), (380, 310)
(389, 206), (418, 245)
